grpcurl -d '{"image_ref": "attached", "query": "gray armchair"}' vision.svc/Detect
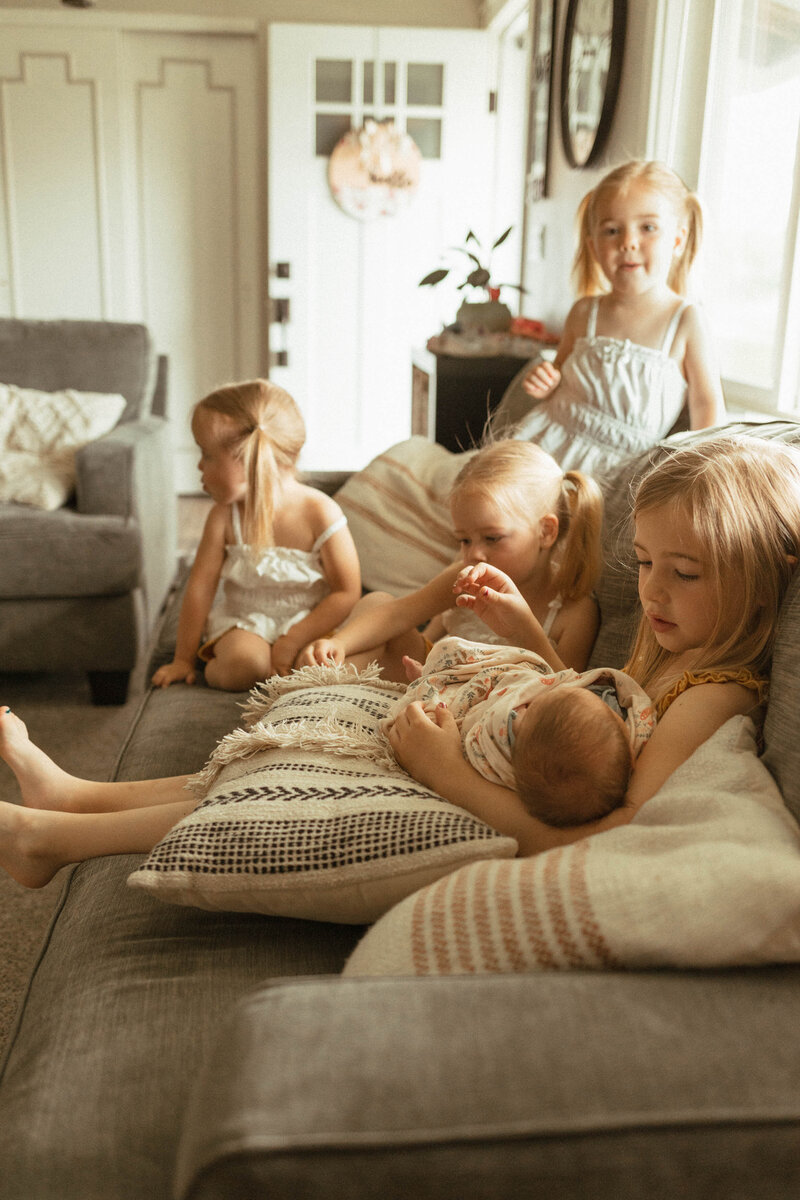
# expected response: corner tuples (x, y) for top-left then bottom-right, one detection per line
(0, 318), (177, 703)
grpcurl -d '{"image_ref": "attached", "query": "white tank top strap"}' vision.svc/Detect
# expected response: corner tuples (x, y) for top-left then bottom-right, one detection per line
(541, 594), (563, 638)
(661, 300), (689, 354)
(231, 502), (244, 545)
(585, 297), (601, 339)
(312, 512), (347, 554)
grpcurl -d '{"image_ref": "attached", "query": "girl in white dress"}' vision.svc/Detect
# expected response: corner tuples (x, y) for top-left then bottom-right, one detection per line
(514, 160), (724, 476)
(298, 439), (604, 679)
(151, 379), (361, 691)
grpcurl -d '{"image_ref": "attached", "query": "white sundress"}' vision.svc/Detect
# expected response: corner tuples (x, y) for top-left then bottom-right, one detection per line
(513, 297), (689, 477)
(440, 594), (563, 647)
(199, 504), (347, 656)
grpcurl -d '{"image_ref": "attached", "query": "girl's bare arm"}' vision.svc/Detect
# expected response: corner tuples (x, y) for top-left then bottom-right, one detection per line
(152, 506), (227, 686)
(681, 306), (725, 429)
(299, 563), (462, 665)
(620, 680), (756, 816)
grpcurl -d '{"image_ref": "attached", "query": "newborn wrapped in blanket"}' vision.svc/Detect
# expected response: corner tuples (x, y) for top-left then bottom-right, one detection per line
(383, 637), (656, 826)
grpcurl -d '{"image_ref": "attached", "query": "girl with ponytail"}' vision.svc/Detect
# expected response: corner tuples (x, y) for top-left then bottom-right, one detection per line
(152, 379), (360, 690)
(299, 439), (603, 677)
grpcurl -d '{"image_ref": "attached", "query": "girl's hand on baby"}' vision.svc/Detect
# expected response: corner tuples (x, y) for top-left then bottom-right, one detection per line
(522, 360), (561, 400)
(151, 658), (197, 688)
(295, 637), (344, 669)
(387, 702), (461, 789)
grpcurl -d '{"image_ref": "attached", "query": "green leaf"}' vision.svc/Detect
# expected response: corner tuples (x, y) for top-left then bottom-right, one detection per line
(492, 225), (513, 250)
(418, 268), (450, 287)
(466, 267), (490, 288)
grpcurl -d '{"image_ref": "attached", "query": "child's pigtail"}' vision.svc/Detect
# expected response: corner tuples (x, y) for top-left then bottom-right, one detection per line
(670, 192), (703, 295)
(571, 190), (606, 297)
(552, 470), (604, 600)
(242, 427), (277, 549)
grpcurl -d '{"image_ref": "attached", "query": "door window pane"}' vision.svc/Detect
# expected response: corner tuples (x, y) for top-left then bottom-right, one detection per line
(407, 117), (441, 159)
(315, 59), (352, 104)
(315, 113), (352, 157)
(407, 63), (444, 106)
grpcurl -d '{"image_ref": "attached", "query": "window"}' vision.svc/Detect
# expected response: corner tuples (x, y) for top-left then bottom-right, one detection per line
(698, 0), (800, 413)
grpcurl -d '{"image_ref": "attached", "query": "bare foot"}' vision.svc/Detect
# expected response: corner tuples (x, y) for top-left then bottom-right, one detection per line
(0, 802), (64, 888)
(0, 707), (83, 811)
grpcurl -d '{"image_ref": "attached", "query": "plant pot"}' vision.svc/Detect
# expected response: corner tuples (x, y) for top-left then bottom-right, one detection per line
(456, 299), (512, 333)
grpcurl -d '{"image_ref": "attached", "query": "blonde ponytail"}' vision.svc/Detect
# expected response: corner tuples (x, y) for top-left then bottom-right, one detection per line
(551, 470), (603, 600)
(195, 379), (305, 549)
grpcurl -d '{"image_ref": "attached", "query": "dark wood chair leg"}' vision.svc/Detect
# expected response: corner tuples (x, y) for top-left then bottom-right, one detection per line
(87, 670), (130, 706)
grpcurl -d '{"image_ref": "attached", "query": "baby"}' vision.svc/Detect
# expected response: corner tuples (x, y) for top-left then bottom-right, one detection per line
(384, 637), (656, 828)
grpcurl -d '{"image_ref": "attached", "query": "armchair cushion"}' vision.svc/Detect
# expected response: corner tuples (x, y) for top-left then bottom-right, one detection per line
(0, 503), (141, 597)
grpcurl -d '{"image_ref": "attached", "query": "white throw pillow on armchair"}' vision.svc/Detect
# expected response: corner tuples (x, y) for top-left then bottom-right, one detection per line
(0, 383), (126, 509)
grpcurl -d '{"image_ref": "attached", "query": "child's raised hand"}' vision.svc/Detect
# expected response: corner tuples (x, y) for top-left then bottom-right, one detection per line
(454, 564), (539, 645)
(295, 636), (345, 669)
(387, 701), (462, 790)
(522, 360), (561, 400)
(151, 657), (197, 689)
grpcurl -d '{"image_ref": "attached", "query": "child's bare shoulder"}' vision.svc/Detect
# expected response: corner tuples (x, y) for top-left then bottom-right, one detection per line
(296, 483), (346, 535)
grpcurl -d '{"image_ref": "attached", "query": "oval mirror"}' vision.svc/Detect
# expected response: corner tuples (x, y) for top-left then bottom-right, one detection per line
(560, 0), (626, 169)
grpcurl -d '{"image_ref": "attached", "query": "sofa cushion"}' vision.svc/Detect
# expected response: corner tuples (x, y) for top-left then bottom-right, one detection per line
(343, 715), (800, 975)
(0, 504), (141, 597)
(0, 318), (157, 421)
(127, 669), (517, 924)
(174, 970), (800, 1200)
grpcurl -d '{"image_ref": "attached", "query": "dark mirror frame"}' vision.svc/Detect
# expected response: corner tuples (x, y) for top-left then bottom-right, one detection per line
(559, 0), (627, 169)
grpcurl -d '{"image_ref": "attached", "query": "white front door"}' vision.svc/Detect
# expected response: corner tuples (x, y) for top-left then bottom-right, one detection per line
(267, 23), (497, 472)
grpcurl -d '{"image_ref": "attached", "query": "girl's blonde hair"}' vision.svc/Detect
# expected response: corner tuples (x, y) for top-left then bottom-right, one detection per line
(624, 436), (800, 698)
(450, 440), (603, 600)
(194, 379), (305, 548)
(573, 159), (703, 297)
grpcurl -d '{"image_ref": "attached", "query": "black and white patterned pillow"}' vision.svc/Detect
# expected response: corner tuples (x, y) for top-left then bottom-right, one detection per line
(128, 676), (517, 924)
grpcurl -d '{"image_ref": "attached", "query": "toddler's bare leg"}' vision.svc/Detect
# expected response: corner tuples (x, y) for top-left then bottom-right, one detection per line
(0, 799), (195, 889)
(204, 629), (273, 691)
(0, 706), (190, 813)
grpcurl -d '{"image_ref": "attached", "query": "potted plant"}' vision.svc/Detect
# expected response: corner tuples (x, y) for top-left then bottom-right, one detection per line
(419, 226), (524, 332)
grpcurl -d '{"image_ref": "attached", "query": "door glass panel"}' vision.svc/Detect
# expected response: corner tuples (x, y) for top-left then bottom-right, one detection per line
(407, 63), (443, 106)
(315, 112), (352, 156)
(384, 61), (397, 105)
(363, 60), (374, 104)
(315, 59), (352, 103)
(407, 117), (442, 159)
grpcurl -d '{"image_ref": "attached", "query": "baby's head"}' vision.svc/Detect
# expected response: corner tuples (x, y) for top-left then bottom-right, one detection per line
(511, 684), (633, 827)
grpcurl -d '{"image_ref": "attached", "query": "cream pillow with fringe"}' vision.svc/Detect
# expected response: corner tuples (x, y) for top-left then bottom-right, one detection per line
(127, 664), (517, 924)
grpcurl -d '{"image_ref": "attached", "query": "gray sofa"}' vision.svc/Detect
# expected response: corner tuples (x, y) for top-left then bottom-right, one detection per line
(0, 318), (176, 704)
(2, 421), (800, 1199)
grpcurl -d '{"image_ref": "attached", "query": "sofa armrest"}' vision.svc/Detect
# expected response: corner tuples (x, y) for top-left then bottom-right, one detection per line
(76, 417), (177, 623)
(176, 971), (800, 1200)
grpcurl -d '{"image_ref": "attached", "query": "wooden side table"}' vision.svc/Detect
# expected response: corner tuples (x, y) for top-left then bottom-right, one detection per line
(411, 346), (536, 453)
